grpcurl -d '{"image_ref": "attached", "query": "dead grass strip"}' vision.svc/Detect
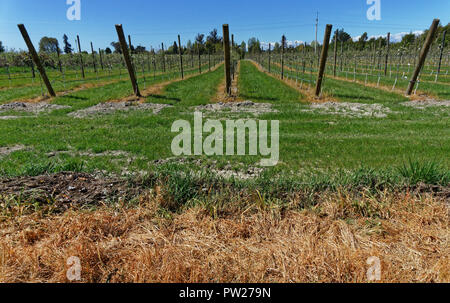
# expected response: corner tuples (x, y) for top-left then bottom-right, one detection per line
(0, 191), (448, 283)
(248, 60), (334, 103)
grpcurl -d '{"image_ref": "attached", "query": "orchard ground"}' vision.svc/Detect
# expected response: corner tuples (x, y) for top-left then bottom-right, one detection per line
(0, 59), (448, 283)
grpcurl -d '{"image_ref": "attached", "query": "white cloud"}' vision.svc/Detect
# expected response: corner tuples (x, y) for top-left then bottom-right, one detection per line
(352, 30), (424, 43)
(260, 40), (305, 50)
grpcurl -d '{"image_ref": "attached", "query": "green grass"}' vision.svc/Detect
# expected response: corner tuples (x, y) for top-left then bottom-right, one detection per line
(238, 61), (304, 103)
(0, 59), (448, 192)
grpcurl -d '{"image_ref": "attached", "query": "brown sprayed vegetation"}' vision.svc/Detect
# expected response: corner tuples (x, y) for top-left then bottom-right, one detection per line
(15, 80), (120, 104)
(214, 61), (243, 103)
(107, 63), (224, 104)
(272, 60), (437, 101)
(249, 60), (335, 103)
(0, 190), (448, 283)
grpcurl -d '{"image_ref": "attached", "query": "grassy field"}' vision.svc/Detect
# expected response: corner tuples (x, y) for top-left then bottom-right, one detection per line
(0, 57), (448, 283)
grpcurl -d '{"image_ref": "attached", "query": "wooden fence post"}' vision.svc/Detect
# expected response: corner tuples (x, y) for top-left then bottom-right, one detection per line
(281, 35), (285, 79)
(333, 30), (338, 76)
(198, 43), (201, 74)
(268, 43), (271, 73)
(161, 43), (166, 72)
(17, 24), (56, 96)
(56, 46), (63, 73)
(315, 24), (333, 97)
(30, 54), (36, 78)
(223, 24), (231, 95)
(406, 19), (440, 95)
(115, 24), (141, 97)
(435, 30), (447, 82)
(76, 35), (85, 79)
(99, 48), (104, 70)
(90, 42), (97, 73)
(178, 35), (184, 79)
(128, 35), (133, 53)
(384, 32), (390, 76)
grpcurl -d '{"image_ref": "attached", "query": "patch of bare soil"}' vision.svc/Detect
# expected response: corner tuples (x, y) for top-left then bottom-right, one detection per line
(0, 116), (33, 120)
(47, 150), (134, 159)
(401, 99), (450, 109)
(194, 100), (277, 117)
(0, 102), (70, 114)
(415, 183), (450, 205)
(302, 102), (393, 118)
(153, 157), (264, 180)
(68, 101), (171, 118)
(0, 172), (143, 211)
(0, 145), (26, 158)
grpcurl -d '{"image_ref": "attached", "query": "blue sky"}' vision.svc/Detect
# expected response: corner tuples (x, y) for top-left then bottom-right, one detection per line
(0, 0), (448, 51)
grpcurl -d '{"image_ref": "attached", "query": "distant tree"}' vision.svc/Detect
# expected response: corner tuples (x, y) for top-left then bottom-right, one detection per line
(240, 41), (246, 51)
(39, 37), (59, 53)
(332, 28), (351, 43)
(0, 41), (5, 53)
(207, 29), (222, 44)
(273, 42), (281, 53)
(105, 47), (112, 54)
(401, 32), (416, 46)
(357, 32), (369, 50)
(237, 41), (247, 58)
(186, 40), (193, 53)
(135, 45), (146, 53)
(110, 42), (122, 54)
(195, 33), (205, 45)
(63, 34), (73, 54)
(195, 33), (205, 53)
(171, 41), (179, 54)
(248, 38), (261, 54)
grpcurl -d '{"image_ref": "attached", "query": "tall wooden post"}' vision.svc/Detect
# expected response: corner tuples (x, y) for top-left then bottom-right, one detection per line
(198, 43), (201, 74)
(435, 30), (447, 82)
(223, 24), (231, 95)
(99, 48), (104, 70)
(178, 35), (184, 79)
(17, 24), (56, 96)
(128, 35), (133, 53)
(268, 43), (271, 73)
(406, 19), (440, 95)
(208, 50), (211, 71)
(281, 35), (286, 79)
(333, 30), (338, 76)
(377, 38), (382, 69)
(115, 24), (141, 97)
(30, 54), (36, 78)
(161, 43), (166, 72)
(231, 34), (235, 67)
(56, 46), (63, 73)
(90, 42), (97, 73)
(77, 35), (85, 78)
(384, 32), (390, 76)
(315, 24), (333, 97)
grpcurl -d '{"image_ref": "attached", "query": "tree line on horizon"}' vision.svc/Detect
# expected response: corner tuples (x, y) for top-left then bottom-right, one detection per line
(0, 23), (448, 57)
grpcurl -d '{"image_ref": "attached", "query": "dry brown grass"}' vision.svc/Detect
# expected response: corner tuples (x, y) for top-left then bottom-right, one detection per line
(0, 190), (448, 283)
(270, 61), (438, 101)
(106, 63), (224, 104)
(16, 80), (120, 104)
(249, 60), (335, 103)
(213, 61), (243, 103)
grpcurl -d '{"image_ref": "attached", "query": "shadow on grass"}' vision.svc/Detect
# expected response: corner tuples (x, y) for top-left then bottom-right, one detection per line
(239, 94), (279, 102)
(62, 95), (89, 101)
(147, 94), (181, 105)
